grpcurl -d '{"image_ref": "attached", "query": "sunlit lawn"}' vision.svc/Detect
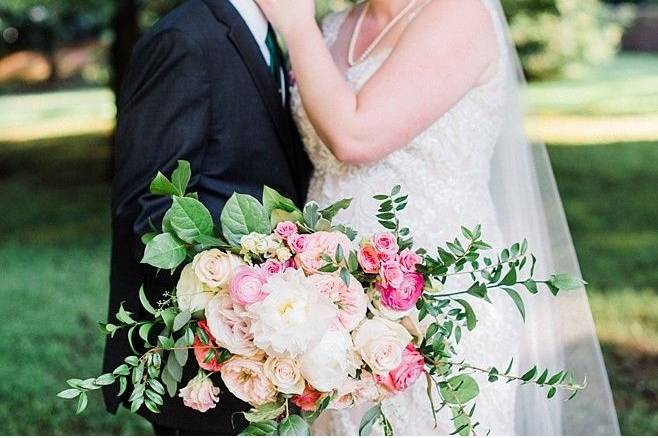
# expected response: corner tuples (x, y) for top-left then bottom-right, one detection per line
(0, 53), (656, 435)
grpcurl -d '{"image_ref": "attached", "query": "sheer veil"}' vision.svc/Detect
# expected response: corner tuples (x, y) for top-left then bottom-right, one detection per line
(485, 0), (619, 434)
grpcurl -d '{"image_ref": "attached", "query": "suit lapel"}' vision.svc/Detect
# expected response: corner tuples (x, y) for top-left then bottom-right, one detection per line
(202, 0), (299, 174)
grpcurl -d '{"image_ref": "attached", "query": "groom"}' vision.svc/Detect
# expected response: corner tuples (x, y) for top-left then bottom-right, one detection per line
(104, 0), (311, 434)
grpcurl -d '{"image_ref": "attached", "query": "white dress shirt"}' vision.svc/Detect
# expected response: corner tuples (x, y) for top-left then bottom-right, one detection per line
(228, 0), (271, 65)
(229, 0), (286, 103)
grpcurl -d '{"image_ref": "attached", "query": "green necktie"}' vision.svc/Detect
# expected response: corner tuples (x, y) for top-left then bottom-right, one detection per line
(265, 25), (282, 82)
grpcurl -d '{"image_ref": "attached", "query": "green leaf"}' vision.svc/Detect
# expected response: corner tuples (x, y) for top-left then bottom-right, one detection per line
(270, 208), (304, 229)
(141, 233), (187, 269)
(171, 160), (191, 196)
(145, 399), (161, 413)
(139, 286), (157, 315)
(138, 323), (154, 344)
(174, 336), (189, 367)
(547, 387), (557, 399)
(166, 353), (183, 382)
(160, 308), (176, 332)
(502, 287), (526, 322)
(450, 406), (472, 436)
(456, 299), (477, 331)
(220, 193), (271, 246)
(439, 374), (479, 404)
(499, 266), (517, 286)
(193, 234), (228, 249)
(113, 364), (130, 376)
(118, 376), (128, 396)
(149, 379), (166, 395)
(239, 420), (279, 436)
(278, 415), (310, 436)
(303, 201), (321, 229)
(173, 310), (191, 332)
(116, 303), (136, 325)
(169, 196), (214, 244)
(263, 186), (299, 214)
(359, 404), (382, 436)
(523, 280), (538, 294)
(149, 172), (180, 196)
(521, 366), (538, 382)
(94, 373), (116, 386)
(158, 335), (175, 350)
(320, 198), (353, 222)
(243, 402), (286, 422)
(141, 232), (157, 245)
(315, 218), (332, 231)
(161, 367), (178, 398)
(57, 388), (80, 399)
(548, 273), (587, 291)
(76, 392), (89, 414)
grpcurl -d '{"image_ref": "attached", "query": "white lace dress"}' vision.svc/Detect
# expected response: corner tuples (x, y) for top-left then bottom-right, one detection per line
(290, 4), (523, 435)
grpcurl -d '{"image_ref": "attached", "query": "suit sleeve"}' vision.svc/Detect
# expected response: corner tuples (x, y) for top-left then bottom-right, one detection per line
(115, 29), (213, 236)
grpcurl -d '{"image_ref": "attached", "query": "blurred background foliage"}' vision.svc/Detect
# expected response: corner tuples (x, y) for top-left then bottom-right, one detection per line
(0, 0), (656, 435)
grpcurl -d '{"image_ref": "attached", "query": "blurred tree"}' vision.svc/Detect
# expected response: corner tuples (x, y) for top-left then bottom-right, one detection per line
(501, 0), (628, 79)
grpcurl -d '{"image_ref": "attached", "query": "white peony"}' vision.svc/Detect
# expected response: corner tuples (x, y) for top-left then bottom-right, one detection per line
(353, 317), (412, 375)
(300, 328), (357, 392)
(176, 264), (215, 313)
(205, 294), (260, 357)
(247, 269), (338, 357)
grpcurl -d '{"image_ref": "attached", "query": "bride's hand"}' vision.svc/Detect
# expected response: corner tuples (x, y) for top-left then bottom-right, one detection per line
(254, 0), (316, 37)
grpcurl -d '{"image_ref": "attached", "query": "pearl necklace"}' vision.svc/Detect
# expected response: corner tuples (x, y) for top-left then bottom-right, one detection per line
(348, 0), (418, 67)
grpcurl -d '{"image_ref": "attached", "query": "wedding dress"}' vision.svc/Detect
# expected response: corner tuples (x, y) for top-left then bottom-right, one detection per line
(290, 0), (619, 435)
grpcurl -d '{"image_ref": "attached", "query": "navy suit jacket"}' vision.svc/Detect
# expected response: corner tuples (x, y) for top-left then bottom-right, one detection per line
(104, 0), (311, 432)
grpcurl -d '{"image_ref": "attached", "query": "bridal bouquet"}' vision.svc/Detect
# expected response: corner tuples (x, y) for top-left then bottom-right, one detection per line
(59, 161), (585, 436)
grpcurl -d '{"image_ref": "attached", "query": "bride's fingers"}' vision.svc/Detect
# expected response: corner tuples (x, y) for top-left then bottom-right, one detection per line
(253, 0), (317, 37)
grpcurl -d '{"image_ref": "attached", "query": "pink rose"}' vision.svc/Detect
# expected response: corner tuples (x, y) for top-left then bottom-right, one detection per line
(206, 295), (260, 357)
(294, 231), (351, 274)
(373, 232), (398, 255)
(179, 373), (220, 413)
(275, 221), (298, 239)
(309, 273), (368, 331)
(193, 320), (225, 372)
(228, 267), (268, 307)
(380, 260), (404, 288)
(287, 233), (308, 253)
(291, 386), (324, 412)
(260, 259), (283, 276)
(357, 244), (380, 274)
(376, 344), (425, 393)
(330, 373), (381, 409)
(399, 249), (422, 273)
(220, 356), (277, 406)
(377, 272), (424, 311)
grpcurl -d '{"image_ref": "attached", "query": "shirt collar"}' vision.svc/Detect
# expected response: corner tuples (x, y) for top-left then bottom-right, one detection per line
(228, 0), (269, 45)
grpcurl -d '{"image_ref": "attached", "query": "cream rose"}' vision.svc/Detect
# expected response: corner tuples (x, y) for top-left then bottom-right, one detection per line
(206, 294), (260, 357)
(330, 372), (381, 410)
(220, 356), (277, 406)
(176, 264), (215, 313)
(264, 356), (305, 395)
(300, 328), (357, 392)
(248, 269), (338, 357)
(308, 273), (368, 332)
(295, 231), (352, 274)
(192, 249), (243, 289)
(353, 317), (412, 375)
(178, 373), (220, 413)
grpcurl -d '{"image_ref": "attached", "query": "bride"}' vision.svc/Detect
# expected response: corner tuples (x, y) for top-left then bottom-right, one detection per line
(255, 0), (619, 435)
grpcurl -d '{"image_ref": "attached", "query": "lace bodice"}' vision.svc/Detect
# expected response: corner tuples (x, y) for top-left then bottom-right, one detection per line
(291, 3), (523, 435)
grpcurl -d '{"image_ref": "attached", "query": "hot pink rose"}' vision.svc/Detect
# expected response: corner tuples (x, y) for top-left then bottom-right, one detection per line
(274, 221), (298, 239)
(357, 244), (380, 274)
(287, 233), (308, 253)
(260, 259), (283, 277)
(377, 272), (424, 311)
(291, 386), (324, 412)
(399, 249), (422, 273)
(294, 231), (351, 274)
(376, 344), (425, 393)
(380, 260), (404, 288)
(228, 267), (267, 306)
(373, 232), (398, 255)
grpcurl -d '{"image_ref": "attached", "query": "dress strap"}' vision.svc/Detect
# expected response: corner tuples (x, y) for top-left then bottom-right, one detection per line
(321, 9), (351, 48)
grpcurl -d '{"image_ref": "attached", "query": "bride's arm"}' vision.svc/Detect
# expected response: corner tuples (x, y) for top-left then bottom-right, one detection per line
(257, 0), (498, 164)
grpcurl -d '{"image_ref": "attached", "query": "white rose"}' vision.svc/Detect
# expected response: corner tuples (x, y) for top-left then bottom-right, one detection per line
(240, 233), (259, 253)
(176, 264), (215, 313)
(264, 356), (305, 395)
(275, 246), (292, 262)
(255, 235), (270, 254)
(192, 249), (243, 289)
(248, 269), (338, 357)
(353, 317), (412, 375)
(300, 328), (357, 392)
(206, 294), (260, 356)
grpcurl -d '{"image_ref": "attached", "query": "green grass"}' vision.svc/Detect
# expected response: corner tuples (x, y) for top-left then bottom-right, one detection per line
(526, 53), (658, 117)
(0, 135), (655, 435)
